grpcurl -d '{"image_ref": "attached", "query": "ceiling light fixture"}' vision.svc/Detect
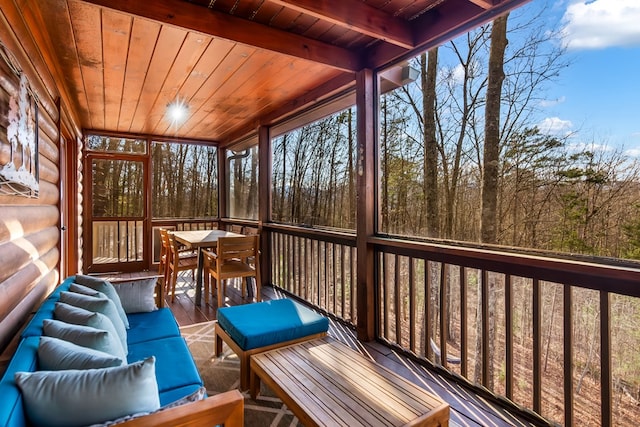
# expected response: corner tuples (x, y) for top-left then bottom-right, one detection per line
(166, 99), (189, 126)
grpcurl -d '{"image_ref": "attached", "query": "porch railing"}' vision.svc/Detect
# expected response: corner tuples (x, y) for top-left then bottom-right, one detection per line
(267, 224), (357, 325)
(373, 236), (640, 427)
(264, 223), (640, 426)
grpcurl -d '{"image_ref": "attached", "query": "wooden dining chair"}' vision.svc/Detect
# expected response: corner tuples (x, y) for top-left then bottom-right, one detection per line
(158, 228), (174, 287)
(166, 232), (198, 303)
(202, 235), (261, 308)
(158, 228), (168, 278)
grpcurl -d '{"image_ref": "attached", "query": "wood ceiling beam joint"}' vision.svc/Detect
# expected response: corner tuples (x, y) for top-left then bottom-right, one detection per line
(267, 0), (414, 49)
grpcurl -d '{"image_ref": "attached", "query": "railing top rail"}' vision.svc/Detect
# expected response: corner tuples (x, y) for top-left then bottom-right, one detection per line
(371, 236), (640, 298)
(264, 223), (356, 246)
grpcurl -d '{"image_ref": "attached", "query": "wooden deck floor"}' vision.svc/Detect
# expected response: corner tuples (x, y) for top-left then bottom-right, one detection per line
(165, 272), (543, 427)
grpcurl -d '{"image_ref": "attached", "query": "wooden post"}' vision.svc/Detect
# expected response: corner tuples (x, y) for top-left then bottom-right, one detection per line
(356, 69), (376, 341)
(217, 146), (227, 224)
(258, 126), (272, 291)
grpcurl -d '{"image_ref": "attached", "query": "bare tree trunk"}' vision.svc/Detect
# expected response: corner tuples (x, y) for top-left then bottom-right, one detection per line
(479, 13), (509, 390)
(481, 14), (508, 244)
(422, 49), (439, 238)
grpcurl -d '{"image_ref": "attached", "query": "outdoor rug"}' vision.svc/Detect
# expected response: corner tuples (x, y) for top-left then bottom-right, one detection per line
(180, 321), (301, 426)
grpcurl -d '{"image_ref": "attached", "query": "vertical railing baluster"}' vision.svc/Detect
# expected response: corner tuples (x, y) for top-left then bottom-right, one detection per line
(425, 260), (432, 360)
(117, 221), (122, 262)
(440, 263), (448, 368)
(564, 285), (573, 426)
(332, 243), (337, 315)
(505, 274), (513, 400)
(461, 267), (467, 377)
(351, 246), (356, 322)
(409, 257), (416, 353)
(481, 269), (489, 387)
(383, 253), (389, 340)
(275, 233), (279, 287)
(600, 290), (611, 427)
(281, 233), (285, 290)
(284, 234), (289, 291)
(341, 244), (346, 319)
(323, 241), (328, 311)
(316, 239), (321, 307)
(301, 238), (306, 300)
(277, 233), (282, 287)
(533, 278), (541, 413)
(395, 254), (401, 346)
(295, 236), (301, 297)
(308, 237), (314, 304)
(270, 233), (275, 286)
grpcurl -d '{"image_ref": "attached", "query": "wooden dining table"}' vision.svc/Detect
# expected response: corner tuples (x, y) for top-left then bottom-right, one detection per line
(171, 229), (244, 305)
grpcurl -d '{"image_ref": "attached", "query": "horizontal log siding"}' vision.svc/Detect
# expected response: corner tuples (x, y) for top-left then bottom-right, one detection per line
(0, 3), (67, 354)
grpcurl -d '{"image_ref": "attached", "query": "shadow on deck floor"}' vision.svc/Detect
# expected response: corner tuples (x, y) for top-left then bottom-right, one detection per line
(164, 271), (544, 427)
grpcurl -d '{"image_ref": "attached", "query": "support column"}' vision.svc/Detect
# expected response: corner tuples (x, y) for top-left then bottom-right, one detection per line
(217, 147), (227, 223)
(258, 126), (272, 290)
(356, 69), (376, 341)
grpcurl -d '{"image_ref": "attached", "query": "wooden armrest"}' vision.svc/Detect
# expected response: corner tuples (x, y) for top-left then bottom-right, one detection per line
(202, 249), (218, 260)
(117, 391), (244, 427)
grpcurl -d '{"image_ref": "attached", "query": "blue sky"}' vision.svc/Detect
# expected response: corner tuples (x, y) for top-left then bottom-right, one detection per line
(532, 0), (640, 156)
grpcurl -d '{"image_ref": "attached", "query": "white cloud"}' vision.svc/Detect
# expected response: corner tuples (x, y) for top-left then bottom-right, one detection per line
(567, 141), (613, 153)
(561, 0), (640, 49)
(539, 96), (566, 108)
(538, 117), (573, 135)
(625, 147), (640, 157)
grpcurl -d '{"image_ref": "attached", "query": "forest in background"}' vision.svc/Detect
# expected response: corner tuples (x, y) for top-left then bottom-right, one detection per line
(270, 2), (640, 425)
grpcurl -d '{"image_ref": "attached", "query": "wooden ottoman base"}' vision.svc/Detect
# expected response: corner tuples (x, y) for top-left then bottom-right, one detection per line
(213, 320), (326, 390)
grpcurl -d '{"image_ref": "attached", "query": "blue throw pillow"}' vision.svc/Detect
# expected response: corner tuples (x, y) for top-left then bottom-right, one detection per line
(59, 291), (128, 354)
(113, 278), (159, 313)
(69, 282), (102, 297)
(74, 275), (129, 329)
(53, 302), (127, 356)
(38, 336), (123, 370)
(42, 319), (126, 363)
(15, 357), (160, 427)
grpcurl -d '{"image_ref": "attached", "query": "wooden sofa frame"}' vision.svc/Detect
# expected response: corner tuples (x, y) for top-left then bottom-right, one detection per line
(119, 389), (244, 427)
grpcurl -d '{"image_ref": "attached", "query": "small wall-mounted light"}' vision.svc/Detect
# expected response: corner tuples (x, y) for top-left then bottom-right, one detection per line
(166, 99), (189, 126)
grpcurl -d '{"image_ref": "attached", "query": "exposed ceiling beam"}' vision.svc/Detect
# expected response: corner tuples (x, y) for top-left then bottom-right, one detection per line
(366, 0), (530, 69)
(468, 0), (495, 9)
(76, 0), (362, 72)
(268, 0), (414, 49)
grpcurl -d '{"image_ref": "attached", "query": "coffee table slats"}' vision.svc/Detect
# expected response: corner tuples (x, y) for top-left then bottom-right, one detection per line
(251, 337), (450, 427)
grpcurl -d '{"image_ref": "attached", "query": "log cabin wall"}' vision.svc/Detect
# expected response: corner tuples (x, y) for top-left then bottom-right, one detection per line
(0, 2), (82, 357)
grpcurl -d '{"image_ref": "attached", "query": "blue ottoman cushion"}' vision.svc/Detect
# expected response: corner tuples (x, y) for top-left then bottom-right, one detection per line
(217, 299), (329, 350)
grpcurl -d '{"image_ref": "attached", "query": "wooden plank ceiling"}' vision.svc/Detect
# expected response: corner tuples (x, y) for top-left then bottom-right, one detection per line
(24, 0), (529, 145)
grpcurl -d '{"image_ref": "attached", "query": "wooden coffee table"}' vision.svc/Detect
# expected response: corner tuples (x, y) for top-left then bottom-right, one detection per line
(250, 337), (449, 427)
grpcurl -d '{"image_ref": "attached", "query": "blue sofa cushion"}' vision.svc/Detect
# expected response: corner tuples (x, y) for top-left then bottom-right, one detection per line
(127, 336), (202, 393)
(126, 308), (181, 345)
(0, 337), (38, 427)
(217, 299), (329, 350)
